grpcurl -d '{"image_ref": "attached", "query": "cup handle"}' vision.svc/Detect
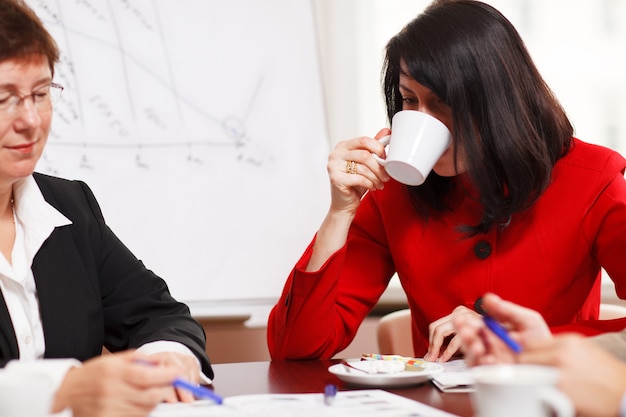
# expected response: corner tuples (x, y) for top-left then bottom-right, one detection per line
(539, 387), (575, 417)
(372, 135), (391, 166)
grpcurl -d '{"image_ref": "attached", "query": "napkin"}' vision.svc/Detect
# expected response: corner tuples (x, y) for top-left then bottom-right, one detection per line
(430, 359), (475, 393)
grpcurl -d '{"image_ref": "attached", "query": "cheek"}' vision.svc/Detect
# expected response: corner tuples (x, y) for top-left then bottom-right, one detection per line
(41, 112), (53, 132)
(432, 149), (451, 174)
(433, 144), (466, 176)
(0, 124), (11, 141)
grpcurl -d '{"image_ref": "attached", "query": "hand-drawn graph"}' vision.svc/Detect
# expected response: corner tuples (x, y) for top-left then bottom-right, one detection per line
(29, 0), (330, 307)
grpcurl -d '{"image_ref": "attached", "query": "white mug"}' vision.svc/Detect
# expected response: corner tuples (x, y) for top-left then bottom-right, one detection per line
(373, 110), (452, 186)
(471, 364), (574, 417)
(0, 370), (54, 417)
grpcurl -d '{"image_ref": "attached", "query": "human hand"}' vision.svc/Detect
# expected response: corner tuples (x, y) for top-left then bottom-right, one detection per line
(454, 293), (552, 366)
(327, 129), (391, 216)
(143, 351), (201, 403)
(424, 305), (480, 362)
(520, 334), (626, 417)
(52, 350), (179, 417)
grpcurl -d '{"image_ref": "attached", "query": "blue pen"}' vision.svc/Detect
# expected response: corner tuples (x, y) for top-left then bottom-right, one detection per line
(172, 378), (223, 405)
(324, 384), (337, 405)
(482, 316), (522, 353)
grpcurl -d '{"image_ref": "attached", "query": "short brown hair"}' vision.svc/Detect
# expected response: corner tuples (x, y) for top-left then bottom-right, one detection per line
(0, 0), (59, 73)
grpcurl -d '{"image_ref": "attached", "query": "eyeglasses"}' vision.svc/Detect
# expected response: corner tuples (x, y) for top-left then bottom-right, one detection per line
(0, 82), (63, 120)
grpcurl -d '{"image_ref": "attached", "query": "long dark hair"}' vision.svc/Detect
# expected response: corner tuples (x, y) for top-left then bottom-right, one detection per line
(0, 0), (59, 74)
(382, 0), (573, 235)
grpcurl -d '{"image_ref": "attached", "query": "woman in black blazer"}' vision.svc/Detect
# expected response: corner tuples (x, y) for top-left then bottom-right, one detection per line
(0, 1), (212, 416)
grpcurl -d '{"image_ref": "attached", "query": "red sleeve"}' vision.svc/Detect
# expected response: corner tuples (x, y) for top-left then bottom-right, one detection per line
(587, 168), (626, 301)
(551, 317), (626, 337)
(267, 239), (356, 360)
(267, 192), (395, 360)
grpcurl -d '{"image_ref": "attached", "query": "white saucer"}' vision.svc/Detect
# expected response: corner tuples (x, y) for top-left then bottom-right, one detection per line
(328, 360), (443, 388)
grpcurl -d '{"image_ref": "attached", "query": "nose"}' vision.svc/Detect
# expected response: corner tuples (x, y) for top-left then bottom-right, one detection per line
(13, 97), (42, 129)
(416, 104), (436, 118)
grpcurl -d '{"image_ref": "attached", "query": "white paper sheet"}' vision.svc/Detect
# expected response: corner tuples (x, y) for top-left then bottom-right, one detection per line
(149, 389), (461, 417)
(431, 359), (476, 393)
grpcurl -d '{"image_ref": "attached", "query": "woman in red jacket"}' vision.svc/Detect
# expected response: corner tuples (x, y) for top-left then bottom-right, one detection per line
(268, 0), (626, 362)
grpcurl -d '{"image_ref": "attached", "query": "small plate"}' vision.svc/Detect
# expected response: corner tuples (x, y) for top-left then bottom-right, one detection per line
(328, 360), (443, 388)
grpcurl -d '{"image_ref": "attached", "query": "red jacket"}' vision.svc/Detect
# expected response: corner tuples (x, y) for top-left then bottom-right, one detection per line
(268, 139), (626, 359)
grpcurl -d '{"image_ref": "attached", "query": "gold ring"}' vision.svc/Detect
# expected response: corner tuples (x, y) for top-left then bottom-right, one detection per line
(346, 160), (358, 174)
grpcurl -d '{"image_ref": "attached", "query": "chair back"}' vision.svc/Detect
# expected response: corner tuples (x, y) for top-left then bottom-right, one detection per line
(376, 309), (413, 356)
(599, 303), (626, 319)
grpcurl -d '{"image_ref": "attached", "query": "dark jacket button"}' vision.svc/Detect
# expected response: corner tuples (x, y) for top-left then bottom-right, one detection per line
(474, 241), (492, 260)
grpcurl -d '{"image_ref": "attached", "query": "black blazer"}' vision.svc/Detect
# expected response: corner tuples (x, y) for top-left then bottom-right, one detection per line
(0, 173), (213, 378)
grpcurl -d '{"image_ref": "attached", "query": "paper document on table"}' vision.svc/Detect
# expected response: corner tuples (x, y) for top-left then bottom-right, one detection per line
(431, 359), (475, 393)
(149, 389), (460, 417)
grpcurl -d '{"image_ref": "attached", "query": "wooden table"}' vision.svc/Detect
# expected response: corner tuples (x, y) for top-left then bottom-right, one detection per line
(210, 360), (473, 416)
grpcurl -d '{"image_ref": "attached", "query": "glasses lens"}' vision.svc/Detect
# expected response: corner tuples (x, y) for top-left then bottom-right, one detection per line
(49, 83), (63, 106)
(0, 83), (63, 119)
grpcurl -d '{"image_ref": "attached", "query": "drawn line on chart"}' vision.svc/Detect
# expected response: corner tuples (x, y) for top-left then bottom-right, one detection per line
(151, 0), (182, 122)
(105, 0), (135, 120)
(51, 0), (85, 129)
(49, 141), (238, 149)
(41, 16), (259, 145)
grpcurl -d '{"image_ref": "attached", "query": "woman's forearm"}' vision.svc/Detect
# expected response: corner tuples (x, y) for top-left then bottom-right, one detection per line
(305, 209), (356, 272)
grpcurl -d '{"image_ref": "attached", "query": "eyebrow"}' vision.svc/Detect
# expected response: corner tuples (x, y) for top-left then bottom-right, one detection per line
(398, 81), (415, 97)
(398, 68), (413, 93)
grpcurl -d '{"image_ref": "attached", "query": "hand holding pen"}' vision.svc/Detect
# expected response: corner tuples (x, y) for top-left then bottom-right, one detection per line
(482, 315), (522, 353)
(134, 358), (223, 405)
(455, 293), (553, 366)
(474, 296), (522, 353)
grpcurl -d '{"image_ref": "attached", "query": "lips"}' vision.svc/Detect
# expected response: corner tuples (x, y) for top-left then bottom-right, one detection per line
(7, 142), (36, 153)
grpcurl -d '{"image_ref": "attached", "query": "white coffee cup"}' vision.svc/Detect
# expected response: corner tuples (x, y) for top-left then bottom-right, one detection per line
(373, 110), (452, 186)
(471, 364), (574, 417)
(0, 370), (54, 417)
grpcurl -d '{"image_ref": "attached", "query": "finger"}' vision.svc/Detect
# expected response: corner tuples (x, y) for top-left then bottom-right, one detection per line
(337, 149), (390, 186)
(131, 386), (175, 408)
(455, 311), (515, 365)
(335, 136), (384, 154)
(426, 319), (455, 361)
(361, 153), (392, 184)
(330, 163), (377, 194)
(427, 305), (478, 361)
(127, 361), (179, 389)
(144, 352), (202, 391)
(479, 325), (522, 365)
(425, 325), (442, 361)
(456, 318), (487, 365)
(439, 335), (462, 362)
(175, 386), (196, 403)
(348, 160), (389, 189)
(172, 355), (200, 384)
(374, 128), (391, 141)
(330, 164), (384, 197)
(481, 293), (535, 326)
(333, 137), (389, 177)
(162, 386), (182, 403)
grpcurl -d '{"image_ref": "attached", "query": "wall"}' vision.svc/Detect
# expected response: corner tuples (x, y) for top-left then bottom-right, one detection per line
(312, 0), (626, 149)
(200, 316), (380, 364)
